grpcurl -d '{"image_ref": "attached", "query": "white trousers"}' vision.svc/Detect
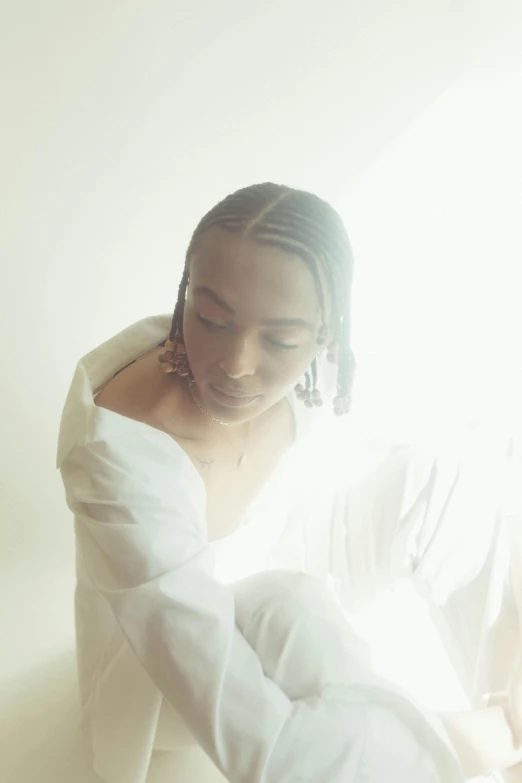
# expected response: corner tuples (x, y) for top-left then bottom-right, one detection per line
(147, 570), (462, 783)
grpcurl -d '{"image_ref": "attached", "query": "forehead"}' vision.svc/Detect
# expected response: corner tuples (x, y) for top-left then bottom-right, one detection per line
(188, 227), (323, 321)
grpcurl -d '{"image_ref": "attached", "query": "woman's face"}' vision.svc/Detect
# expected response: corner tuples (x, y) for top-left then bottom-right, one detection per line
(182, 226), (329, 424)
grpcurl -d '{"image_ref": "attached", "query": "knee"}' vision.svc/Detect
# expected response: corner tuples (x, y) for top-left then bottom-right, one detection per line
(233, 570), (329, 627)
(233, 570), (351, 653)
(233, 571), (373, 700)
(233, 568), (374, 665)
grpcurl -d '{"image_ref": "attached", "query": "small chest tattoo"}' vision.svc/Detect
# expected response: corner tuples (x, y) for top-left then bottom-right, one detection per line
(195, 456), (215, 470)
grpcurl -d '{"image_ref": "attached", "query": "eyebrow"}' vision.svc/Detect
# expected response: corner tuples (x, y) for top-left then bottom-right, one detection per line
(192, 286), (315, 330)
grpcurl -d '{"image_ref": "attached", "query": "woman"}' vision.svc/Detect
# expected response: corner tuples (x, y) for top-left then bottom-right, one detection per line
(57, 183), (522, 782)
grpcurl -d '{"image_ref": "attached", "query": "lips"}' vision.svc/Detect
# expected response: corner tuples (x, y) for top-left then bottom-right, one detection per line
(208, 383), (262, 408)
(212, 385), (257, 398)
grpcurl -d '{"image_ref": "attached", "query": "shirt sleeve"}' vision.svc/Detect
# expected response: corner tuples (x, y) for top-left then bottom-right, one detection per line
(311, 436), (520, 721)
(327, 440), (507, 613)
(60, 434), (465, 783)
(323, 443), (441, 611)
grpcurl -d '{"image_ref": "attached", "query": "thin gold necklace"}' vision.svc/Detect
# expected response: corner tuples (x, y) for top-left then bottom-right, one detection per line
(188, 380), (250, 468)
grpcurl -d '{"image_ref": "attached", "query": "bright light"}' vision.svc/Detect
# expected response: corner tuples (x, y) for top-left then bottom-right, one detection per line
(339, 71), (522, 444)
(328, 72), (522, 715)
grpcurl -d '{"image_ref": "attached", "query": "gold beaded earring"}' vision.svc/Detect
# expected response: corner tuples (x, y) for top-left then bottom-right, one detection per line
(326, 341), (339, 364)
(158, 328), (191, 377)
(294, 323), (330, 408)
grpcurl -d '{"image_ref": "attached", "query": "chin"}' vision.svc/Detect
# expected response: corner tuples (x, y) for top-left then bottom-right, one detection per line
(194, 381), (265, 423)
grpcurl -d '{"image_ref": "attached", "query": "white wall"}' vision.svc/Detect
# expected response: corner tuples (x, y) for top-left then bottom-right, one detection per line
(1, 2), (520, 781)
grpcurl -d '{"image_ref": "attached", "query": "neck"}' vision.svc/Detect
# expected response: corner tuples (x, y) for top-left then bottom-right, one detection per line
(154, 368), (253, 443)
(188, 380), (233, 427)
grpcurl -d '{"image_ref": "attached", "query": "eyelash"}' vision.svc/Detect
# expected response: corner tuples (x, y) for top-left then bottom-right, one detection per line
(196, 314), (298, 351)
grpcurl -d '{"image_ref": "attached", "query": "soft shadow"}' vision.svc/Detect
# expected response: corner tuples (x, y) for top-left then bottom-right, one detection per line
(1, 649), (102, 783)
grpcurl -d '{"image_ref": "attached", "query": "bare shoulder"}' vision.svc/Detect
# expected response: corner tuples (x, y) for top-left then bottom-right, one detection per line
(94, 346), (173, 426)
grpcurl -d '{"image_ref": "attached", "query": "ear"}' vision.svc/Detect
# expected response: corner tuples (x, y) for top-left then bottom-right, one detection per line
(321, 326), (339, 363)
(316, 321), (335, 350)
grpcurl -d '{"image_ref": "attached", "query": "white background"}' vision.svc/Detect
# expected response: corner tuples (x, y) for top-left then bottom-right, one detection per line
(1, 2), (521, 781)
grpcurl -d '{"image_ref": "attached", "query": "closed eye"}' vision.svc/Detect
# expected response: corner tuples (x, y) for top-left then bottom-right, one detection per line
(268, 339), (298, 350)
(197, 314), (228, 330)
(198, 314), (299, 350)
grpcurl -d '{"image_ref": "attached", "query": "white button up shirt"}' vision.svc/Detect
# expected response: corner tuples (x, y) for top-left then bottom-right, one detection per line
(57, 314), (519, 783)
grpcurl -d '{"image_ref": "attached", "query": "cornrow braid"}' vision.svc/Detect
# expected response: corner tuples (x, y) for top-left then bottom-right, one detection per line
(169, 182), (356, 416)
(171, 265), (190, 341)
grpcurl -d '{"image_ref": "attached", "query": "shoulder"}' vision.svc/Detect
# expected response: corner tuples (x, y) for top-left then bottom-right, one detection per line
(94, 346), (181, 431)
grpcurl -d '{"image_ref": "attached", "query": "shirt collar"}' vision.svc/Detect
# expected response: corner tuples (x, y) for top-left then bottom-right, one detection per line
(56, 314), (172, 468)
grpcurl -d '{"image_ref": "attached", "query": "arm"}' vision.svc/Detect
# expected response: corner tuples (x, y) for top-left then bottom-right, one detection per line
(332, 439), (522, 777)
(436, 437), (522, 779)
(439, 704), (522, 778)
(62, 436), (466, 783)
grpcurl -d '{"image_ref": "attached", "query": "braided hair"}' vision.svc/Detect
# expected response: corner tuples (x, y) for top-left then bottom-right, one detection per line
(169, 183), (356, 416)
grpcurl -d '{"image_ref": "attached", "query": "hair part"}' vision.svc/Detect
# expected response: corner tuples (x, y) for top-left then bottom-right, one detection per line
(169, 182), (356, 415)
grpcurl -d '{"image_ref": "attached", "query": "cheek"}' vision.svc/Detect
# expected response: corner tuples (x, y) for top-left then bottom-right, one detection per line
(183, 309), (319, 386)
(264, 347), (318, 390)
(182, 315), (216, 373)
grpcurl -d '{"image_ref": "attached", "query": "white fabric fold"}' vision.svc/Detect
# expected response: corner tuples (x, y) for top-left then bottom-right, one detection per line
(64, 432), (465, 783)
(57, 314), (519, 783)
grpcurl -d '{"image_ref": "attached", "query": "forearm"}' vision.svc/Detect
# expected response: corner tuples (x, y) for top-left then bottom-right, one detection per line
(439, 704), (522, 779)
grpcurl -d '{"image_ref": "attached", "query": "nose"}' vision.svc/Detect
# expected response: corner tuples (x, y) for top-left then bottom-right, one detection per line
(218, 334), (257, 379)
